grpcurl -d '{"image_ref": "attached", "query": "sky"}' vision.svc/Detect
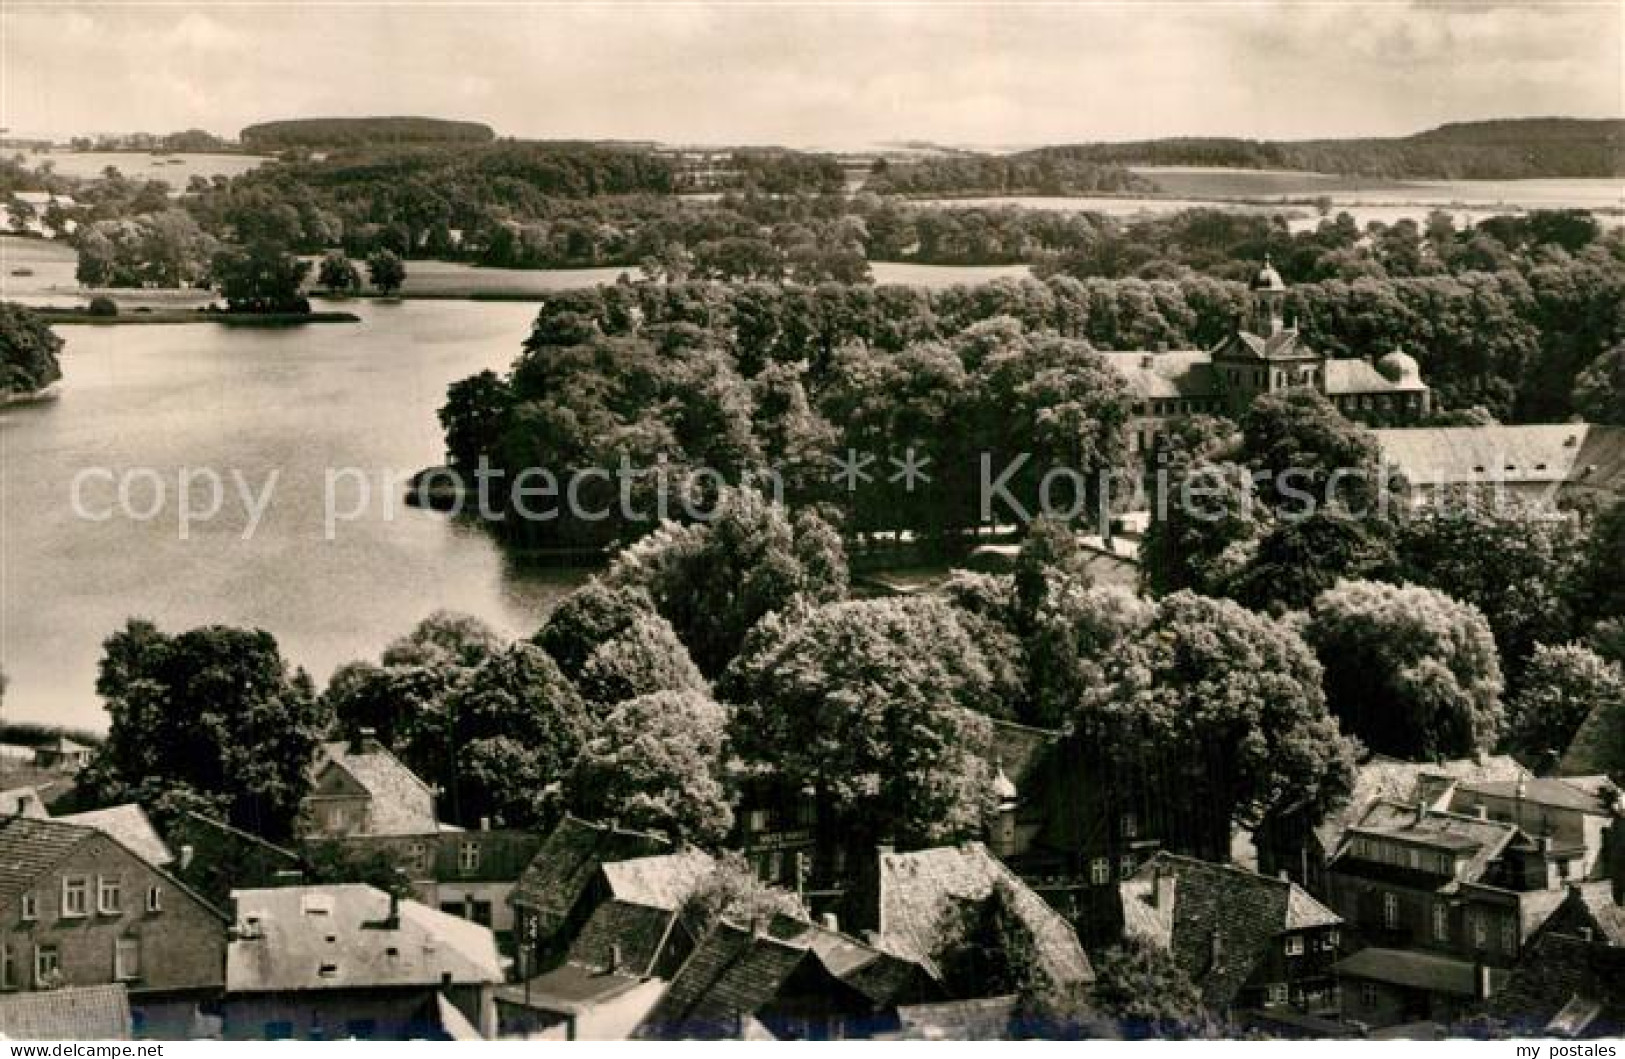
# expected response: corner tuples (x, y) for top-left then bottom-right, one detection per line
(2, 1), (1620, 148)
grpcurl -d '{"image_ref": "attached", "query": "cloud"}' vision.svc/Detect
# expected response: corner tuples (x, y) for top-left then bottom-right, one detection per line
(2, 1), (1618, 145)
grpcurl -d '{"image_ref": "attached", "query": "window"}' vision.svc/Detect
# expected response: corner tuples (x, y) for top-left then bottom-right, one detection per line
(1119, 854), (1137, 880)
(33, 945), (59, 987)
(145, 886), (162, 914)
(1267, 983), (1289, 1006)
(1361, 983), (1378, 1008)
(746, 809), (769, 832)
(0, 942), (13, 990)
(1500, 918), (1517, 955)
(1120, 813), (1139, 839)
(1284, 936), (1304, 957)
(458, 841), (480, 873)
(1406, 848), (1421, 870)
(20, 894), (36, 922)
(61, 876), (89, 918)
(1470, 911), (1488, 950)
(1383, 892), (1400, 930)
(406, 842), (428, 873)
(97, 876), (122, 915)
(1089, 858), (1111, 886)
(114, 936), (140, 981)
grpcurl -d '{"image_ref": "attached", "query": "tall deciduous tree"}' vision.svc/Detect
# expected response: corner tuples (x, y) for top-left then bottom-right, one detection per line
(367, 249), (406, 295)
(1302, 580), (1505, 760)
(83, 621), (329, 840)
(1075, 592), (1359, 862)
(567, 690), (734, 845)
(317, 250), (361, 293)
(722, 597), (997, 851)
(606, 487), (848, 676)
(0, 302), (63, 396)
(575, 611), (708, 712)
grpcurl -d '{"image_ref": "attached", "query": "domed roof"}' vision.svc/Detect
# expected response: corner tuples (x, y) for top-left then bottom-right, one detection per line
(1377, 347), (1421, 382)
(1251, 256), (1286, 292)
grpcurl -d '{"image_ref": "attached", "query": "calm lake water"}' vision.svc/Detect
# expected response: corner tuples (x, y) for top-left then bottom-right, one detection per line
(1, 300), (587, 729)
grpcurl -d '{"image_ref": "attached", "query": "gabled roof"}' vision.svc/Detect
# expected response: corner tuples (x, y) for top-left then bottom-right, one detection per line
(0, 984), (131, 1041)
(1212, 328), (1314, 363)
(0, 817), (97, 902)
(311, 740), (438, 836)
(1099, 351), (1216, 400)
(509, 816), (672, 919)
(1334, 946), (1507, 997)
(59, 804), (173, 867)
(567, 901), (682, 978)
(226, 884), (501, 994)
(1375, 424), (1625, 495)
(985, 719), (1058, 794)
(637, 919), (819, 1039)
(1315, 754), (1530, 854)
(600, 848), (715, 910)
(874, 842), (1093, 988)
(1455, 777), (1618, 816)
(1561, 698), (1625, 783)
(1121, 853), (1340, 1008)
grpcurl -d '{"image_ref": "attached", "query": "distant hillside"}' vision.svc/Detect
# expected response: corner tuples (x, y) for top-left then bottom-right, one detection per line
(240, 117), (496, 151)
(1017, 119), (1624, 180)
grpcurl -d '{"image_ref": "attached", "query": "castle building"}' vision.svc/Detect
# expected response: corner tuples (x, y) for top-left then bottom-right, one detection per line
(1103, 260), (1431, 451)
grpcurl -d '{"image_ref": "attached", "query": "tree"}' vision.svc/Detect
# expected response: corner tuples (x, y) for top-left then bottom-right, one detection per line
(317, 250), (361, 294)
(1076, 592), (1359, 861)
(606, 487), (848, 677)
(1012, 518), (1092, 634)
(1302, 580), (1505, 760)
(680, 852), (807, 936)
(210, 242), (311, 313)
(437, 643), (588, 828)
(438, 370), (514, 472)
(1026, 582), (1154, 729)
(80, 620), (329, 840)
(567, 690), (734, 844)
(1505, 644), (1625, 763)
(1083, 938), (1208, 1039)
(575, 611), (708, 711)
(722, 597), (998, 851)
(1571, 500), (1625, 628)
(381, 609), (502, 669)
(1397, 494), (1582, 677)
(367, 249), (406, 295)
(533, 579), (659, 682)
(0, 302), (64, 396)
(1574, 342), (1625, 425)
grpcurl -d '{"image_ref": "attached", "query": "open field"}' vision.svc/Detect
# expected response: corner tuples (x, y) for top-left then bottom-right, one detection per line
(22, 149), (271, 184)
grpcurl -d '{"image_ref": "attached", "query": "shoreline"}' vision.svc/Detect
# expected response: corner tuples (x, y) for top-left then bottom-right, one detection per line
(37, 308), (361, 326)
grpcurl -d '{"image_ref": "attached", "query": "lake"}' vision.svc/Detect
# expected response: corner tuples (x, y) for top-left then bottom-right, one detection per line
(24, 149), (271, 186)
(1, 299), (587, 729)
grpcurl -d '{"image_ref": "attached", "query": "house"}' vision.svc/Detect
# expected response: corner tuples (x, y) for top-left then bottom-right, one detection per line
(1108, 261), (1430, 455)
(1373, 423), (1625, 507)
(1322, 796), (1612, 1029)
(304, 826), (543, 942)
(1444, 775), (1622, 882)
(222, 884), (502, 1040)
(0, 816), (230, 1039)
(1490, 884), (1625, 1037)
(299, 735), (440, 839)
(1255, 753), (1531, 895)
(0, 983), (132, 1040)
(163, 813), (304, 911)
(635, 914), (936, 1040)
(32, 739), (94, 773)
(500, 847), (715, 1038)
(1119, 853), (1344, 1017)
(508, 817), (673, 976)
(845, 842), (1093, 997)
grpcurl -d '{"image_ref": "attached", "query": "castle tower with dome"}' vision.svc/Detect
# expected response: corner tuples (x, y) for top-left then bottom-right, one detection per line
(1102, 260), (1432, 452)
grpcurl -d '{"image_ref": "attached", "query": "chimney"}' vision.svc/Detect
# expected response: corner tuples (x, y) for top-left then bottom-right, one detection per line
(609, 943), (623, 973)
(1539, 836), (1554, 855)
(13, 794), (32, 817)
(876, 842), (894, 858)
(479, 817), (490, 832)
(1474, 805), (1489, 821)
(1416, 798), (1429, 824)
(349, 727), (378, 755)
(180, 844), (195, 871)
(1155, 341), (1169, 354)
(386, 889), (401, 929)
(1140, 353), (1154, 369)
(1208, 927), (1225, 969)
(820, 912), (839, 932)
